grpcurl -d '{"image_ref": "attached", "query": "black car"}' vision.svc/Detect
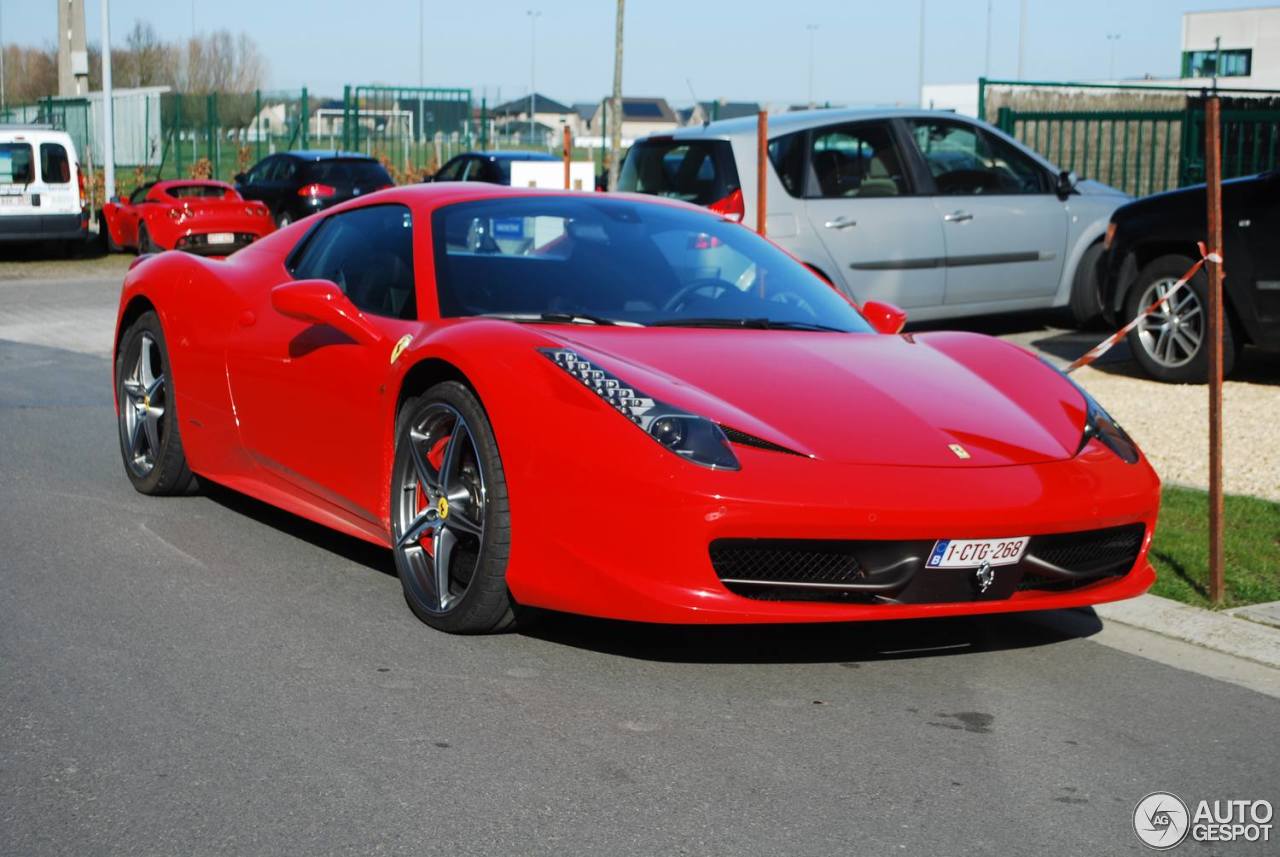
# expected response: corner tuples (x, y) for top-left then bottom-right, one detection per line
(234, 151), (393, 228)
(1101, 171), (1279, 382)
(426, 150), (558, 185)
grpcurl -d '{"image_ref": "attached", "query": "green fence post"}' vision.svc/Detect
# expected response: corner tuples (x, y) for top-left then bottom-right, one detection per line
(301, 87), (310, 150)
(479, 97), (487, 149)
(342, 85), (350, 151)
(255, 89), (263, 162)
(996, 106), (1013, 134)
(977, 76), (987, 124)
(175, 93), (184, 179)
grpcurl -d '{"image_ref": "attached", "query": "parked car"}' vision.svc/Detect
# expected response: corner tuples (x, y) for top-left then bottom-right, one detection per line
(426, 151), (559, 185)
(0, 126), (89, 254)
(234, 151), (393, 227)
(112, 183), (1158, 635)
(618, 109), (1129, 325)
(100, 179), (274, 255)
(1100, 171), (1279, 382)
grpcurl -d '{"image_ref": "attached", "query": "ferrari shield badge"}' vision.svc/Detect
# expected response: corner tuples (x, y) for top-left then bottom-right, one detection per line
(948, 443), (970, 459)
(390, 334), (413, 365)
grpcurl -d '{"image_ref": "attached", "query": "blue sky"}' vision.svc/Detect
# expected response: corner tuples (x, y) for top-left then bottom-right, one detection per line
(4, 0), (1271, 105)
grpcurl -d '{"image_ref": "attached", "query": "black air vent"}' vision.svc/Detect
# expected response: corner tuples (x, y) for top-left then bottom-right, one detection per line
(718, 425), (804, 456)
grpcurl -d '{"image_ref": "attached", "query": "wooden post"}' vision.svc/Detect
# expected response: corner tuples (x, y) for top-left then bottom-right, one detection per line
(563, 124), (572, 189)
(756, 109), (768, 236)
(1205, 95), (1226, 606)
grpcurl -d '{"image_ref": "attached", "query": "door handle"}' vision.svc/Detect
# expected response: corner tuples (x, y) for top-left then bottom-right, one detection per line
(824, 216), (857, 230)
(943, 210), (973, 223)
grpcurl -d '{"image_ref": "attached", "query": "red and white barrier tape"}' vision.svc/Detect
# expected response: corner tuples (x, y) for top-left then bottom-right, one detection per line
(1065, 241), (1222, 374)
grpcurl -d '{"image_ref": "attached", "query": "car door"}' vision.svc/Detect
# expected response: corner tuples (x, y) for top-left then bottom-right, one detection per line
(224, 203), (421, 524)
(37, 141), (77, 226)
(119, 182), (153, 247)
(904, 117), (1067, 307)
(236, 156), (274, 204)
(792, 121), (947, 309)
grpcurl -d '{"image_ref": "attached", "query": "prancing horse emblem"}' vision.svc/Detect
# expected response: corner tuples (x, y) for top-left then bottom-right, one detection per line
(948, 443), (971, 459)
(975, 560), (995, 593)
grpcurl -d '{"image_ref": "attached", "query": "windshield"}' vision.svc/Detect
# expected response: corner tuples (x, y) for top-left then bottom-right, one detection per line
(304, 159), (392, 189)
(167, 184), (236, 199)
(431, 196), (873, 332)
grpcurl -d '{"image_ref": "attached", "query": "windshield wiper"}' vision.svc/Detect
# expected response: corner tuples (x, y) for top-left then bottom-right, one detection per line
(651, 317), (846, 332)
(477, 312), (641, 327)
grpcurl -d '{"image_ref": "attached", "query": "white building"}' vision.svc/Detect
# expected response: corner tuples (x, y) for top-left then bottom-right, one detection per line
(1180, 6), (1280, 89)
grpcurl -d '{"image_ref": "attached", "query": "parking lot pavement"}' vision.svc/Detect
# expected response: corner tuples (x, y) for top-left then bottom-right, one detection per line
(2, 265), (1278, 855)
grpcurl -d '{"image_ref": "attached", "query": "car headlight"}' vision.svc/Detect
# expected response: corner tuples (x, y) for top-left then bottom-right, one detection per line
(1043, 359), (1139, 464)
(541, 347), (740, 470)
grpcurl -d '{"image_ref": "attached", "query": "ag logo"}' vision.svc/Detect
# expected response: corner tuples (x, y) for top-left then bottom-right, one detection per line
(1134, 792), (1190, 850)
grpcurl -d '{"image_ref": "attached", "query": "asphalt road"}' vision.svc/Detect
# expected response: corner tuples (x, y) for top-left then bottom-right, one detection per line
(2, 265), (1278, 856)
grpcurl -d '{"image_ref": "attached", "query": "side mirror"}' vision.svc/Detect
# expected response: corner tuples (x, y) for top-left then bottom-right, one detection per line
(270, 279), (383, 346)
(234, 172), (247, 185)
(861, 300), (908, 335)
(1055, 170), (1077, 200)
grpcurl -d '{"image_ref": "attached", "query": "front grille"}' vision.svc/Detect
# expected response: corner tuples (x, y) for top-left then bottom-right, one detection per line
(1026, 524), (1145, 575)
(710, 540), (865, 585)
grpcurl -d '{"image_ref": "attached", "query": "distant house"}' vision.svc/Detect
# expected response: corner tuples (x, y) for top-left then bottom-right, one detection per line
(678, 100), (761, 126)
(491, 118), (560, 149)
(572, 102), (600, 136)
(587, 97), (679, 145)
(491, 93), (574, 141)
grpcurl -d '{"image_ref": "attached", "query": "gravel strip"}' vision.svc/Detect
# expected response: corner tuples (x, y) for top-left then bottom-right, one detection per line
(1073, 363), (1280, 502)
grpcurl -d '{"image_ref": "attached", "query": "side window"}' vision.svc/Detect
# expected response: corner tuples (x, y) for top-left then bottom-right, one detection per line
(278, 158), (299, 183)
(129, 182), (154, 204)
(462, 158), (493, 182)
(290, 204), (417, 320)
(246, 158), (273, 184)
(39, 143), (71, 184)
(909, 120), (1047, 195)
(436, 157), (466, 181)
(807, 122), (908, 198)
(768, 131), (806, 197)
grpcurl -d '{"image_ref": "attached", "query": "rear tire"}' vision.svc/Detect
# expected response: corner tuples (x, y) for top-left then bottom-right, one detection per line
(390, 382), (515, 634)
(115, 311), (197, 495)
(275, 211), (293, 229)
(1124, 254), (1237, 383)
(1068, 241), (1106, 328)
(137, 224), (160, 254)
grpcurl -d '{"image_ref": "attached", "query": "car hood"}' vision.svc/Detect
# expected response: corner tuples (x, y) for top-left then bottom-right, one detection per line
(547, 328), (1089, 468)
(1075, 178), (1129, 199)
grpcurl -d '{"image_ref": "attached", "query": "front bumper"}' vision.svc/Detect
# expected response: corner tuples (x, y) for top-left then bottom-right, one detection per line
(504, 437), (1161, 625)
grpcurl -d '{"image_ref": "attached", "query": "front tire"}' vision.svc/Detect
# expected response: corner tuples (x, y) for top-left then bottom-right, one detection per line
(391, 382), (514, 634)
(1068, 241), (1106, 328)
(115, 311), (197, 494)
(1124, 254), (1236, 383)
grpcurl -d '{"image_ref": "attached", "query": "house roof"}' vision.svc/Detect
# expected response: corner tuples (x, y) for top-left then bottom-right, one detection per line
(492, 93), (573, 116)
(618, 97), (677, 122)
(571, 102), (599, 120)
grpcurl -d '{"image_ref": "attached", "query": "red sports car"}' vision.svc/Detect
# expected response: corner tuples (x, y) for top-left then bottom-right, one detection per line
(101, 179), (274, 256)
(112, 184), (1160, 634)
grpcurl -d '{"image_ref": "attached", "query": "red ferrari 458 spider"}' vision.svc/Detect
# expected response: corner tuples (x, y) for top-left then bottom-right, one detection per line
(113, 184), (1160, 633)
(102, 179), (274, 256)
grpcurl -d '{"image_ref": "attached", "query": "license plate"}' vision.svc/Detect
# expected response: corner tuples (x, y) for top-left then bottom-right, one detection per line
(0, 194), (26, 206)
(207, 232), (235, 244)
(927, 537), (1029, 568)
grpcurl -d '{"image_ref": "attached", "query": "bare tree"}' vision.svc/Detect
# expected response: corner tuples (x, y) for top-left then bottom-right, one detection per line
(183, 30), (267, 93)
(122, 20), (177, 88)
(2, 45), (58, 103)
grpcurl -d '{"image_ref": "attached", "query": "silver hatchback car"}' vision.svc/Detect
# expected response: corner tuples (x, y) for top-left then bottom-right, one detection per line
(618, 109), (1129, 324)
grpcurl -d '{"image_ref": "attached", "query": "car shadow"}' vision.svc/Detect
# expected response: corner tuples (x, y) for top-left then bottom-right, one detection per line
(516, 606), (1104, 665)
(201, 482), (398, 579)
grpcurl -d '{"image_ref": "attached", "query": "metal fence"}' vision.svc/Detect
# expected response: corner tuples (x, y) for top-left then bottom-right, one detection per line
(980, 78), (1280, 197)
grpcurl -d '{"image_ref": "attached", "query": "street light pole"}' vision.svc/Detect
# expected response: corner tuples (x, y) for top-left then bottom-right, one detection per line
(917, 0), (926, 108)
(806, 24), (818, 108)
(527, 9), (540, 147)
(1107, 33), (1120, 80)
(607, 0), (624, 191)
(984, 0), (992, 78)
(1017, 0), (1027, 79)
(418, 0), (424, 88)
(101, 0), (115, 201)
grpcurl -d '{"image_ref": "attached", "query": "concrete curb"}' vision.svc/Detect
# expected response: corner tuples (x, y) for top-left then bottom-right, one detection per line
(1095, 594), (1280, 669)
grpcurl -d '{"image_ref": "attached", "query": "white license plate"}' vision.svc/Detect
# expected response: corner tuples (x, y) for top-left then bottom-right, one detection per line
(927, 537), (1029, 568)
(207, 232), (235, 244)
(0, 194), (26, 206)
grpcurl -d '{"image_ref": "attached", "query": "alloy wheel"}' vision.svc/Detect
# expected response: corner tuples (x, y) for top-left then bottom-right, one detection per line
(392, 403), (488, 614)
(119, 331), (167, 477)
(1135, 276), (1204, 369)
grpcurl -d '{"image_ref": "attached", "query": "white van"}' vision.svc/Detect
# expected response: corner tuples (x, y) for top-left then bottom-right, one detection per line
(0, 126), (89, 252)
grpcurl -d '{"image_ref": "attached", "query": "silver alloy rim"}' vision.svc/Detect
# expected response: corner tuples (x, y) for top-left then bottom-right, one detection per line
(392, 403), (487, 613)
(119, 331), (167, 477)
(1135, 276), (1203, 369)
